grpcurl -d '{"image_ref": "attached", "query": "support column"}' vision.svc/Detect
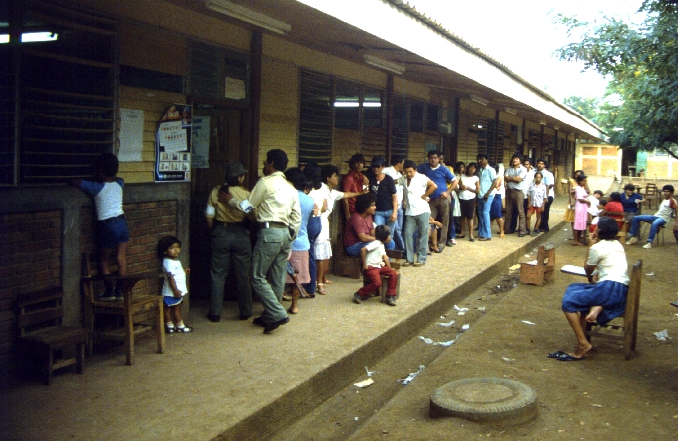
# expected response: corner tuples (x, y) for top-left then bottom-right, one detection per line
(249, 30), (263, 185)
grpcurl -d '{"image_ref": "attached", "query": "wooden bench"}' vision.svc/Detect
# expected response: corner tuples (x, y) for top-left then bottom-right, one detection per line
(332, 232), (362, 279)
(585, 260), (642, 360)
(16, 287), (88, 385)
(81, 253), (165, 366)
(519, 243), (555, 286)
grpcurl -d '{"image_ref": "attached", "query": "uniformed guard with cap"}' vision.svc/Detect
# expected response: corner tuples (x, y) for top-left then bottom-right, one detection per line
(205, 162), (253, 323)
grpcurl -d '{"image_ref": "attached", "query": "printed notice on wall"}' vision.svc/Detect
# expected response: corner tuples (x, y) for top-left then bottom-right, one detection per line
(191, 116), (210, 168)
(155, 104), (192, 182)
(118, 109), (144, 162)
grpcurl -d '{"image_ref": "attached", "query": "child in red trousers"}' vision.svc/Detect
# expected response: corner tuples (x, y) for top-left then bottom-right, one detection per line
(353, 225), (398, 306)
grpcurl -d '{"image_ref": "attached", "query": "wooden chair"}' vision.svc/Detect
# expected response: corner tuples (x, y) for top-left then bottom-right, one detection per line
(644, 183), (660, 209)
(585, 260), (642, 360)
(16, 287), (88, 385)
(599, 212), (627, 242)
(519, 243), (555, 286)
(332, 232), (362, 279)
(81, 253), (165, 365)
(361, 250), (403, 302)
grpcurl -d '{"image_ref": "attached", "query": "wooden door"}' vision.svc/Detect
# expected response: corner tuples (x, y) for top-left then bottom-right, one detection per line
(189, 106), (249, 300)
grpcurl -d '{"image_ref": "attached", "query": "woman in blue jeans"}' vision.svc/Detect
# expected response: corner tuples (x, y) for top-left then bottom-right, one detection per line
(625, 185), (676, 249)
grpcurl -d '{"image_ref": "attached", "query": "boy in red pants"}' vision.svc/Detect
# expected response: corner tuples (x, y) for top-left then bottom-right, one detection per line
(354, 225), (398, 306)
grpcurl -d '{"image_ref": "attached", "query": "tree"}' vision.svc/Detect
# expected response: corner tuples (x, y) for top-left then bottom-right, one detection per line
(556, 0), (678, 160)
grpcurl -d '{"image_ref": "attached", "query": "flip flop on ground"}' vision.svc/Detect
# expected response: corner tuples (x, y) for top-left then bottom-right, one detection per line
(547, 350), (583, 361)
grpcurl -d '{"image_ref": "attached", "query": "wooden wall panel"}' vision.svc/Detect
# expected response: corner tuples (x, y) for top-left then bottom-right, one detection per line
(117, 86), (186, 183)
(120, 21), (187, 75)
(259, 57), (299, 167)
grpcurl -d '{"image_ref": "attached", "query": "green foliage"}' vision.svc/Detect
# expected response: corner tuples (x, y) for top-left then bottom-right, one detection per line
(555, 0), (678, 159)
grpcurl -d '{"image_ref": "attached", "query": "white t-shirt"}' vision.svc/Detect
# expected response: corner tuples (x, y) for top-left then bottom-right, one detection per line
(383, 166), (404, 206)
(587, 240), (629, 285)
(540, 169), (555, 198)
(587, 196), (600, 216)
(401, 173), (431, 216)
(528, 182), (547, 208)
(363, 240), (386, 268)
(316, 183), (344, 242)
(459, 175), (479, 200)
(162, 258), (187, 297)
(523, 169), (536, 197)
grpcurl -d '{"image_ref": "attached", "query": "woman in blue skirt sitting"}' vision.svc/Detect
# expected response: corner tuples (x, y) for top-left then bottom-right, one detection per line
(549, 217), (629, 361)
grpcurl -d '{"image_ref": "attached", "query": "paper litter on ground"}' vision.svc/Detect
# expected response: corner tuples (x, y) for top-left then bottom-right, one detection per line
(509, 264), (521, 271)
(522, 320), (536, 325)
(419, 335), (456, 346)
(437, 320), (455, 327)
(400, 365), (425, 385)
(454, 305), (469, 312)
(461, 324), (470, 331)
(653, 329), (671, 341)
(354, 378), (374, 388)
(364, 366), (374, 377)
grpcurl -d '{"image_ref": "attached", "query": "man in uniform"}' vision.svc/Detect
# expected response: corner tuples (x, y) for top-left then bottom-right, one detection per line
(206, 162), (253, 323)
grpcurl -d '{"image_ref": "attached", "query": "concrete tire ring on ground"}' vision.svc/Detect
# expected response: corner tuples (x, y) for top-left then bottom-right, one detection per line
(430, 377), (537, 425)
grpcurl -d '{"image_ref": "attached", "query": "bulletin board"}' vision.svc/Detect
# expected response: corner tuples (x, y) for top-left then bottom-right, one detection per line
(155, 104), (192, 182)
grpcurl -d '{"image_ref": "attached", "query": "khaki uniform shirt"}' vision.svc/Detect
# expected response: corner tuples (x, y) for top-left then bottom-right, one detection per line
(205, 185), (250, 223)
(249, 171), (302, 234)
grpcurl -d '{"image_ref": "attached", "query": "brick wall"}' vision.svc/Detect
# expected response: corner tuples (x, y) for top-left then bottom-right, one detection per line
(0, 210), (62, 382)
(80, 201), (178, 298)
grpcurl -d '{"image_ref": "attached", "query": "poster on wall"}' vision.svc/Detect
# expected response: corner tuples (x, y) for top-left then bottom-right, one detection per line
(155, 104), (192, 182)
(118, 109), (144, 162)
(191, 116), (210, 168)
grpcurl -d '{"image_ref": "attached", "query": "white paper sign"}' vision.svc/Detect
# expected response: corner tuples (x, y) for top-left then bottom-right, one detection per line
(191, 116), (210, 168)
(118, 109), (144, 162)
(158, 120), (187, 153)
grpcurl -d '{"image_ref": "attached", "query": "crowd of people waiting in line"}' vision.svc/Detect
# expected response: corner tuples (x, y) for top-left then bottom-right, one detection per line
(202, 148), (568, 332)
(74, 150), (678, 337)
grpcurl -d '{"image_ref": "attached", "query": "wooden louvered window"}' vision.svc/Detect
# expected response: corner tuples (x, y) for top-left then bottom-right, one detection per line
(0, 0), (117, 185)
(189, 41), (249, 101)
(391, 96), (408, 158)
(486, 119), (505, 165)
(298, 70), (333, 165)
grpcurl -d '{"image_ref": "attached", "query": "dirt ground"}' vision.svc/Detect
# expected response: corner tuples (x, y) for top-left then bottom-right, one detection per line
(274, 227), (678, 441)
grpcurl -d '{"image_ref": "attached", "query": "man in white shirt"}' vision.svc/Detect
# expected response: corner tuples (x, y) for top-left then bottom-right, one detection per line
(504, 154), (528, 237)
(400, 160), (437, 266)
(537, 158), (555, 233)
(383, 155), (405, 251)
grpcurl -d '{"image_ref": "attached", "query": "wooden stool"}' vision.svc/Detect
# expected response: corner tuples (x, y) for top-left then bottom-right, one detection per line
(361, 250), (403, 302)
(519, 244), (555, 286)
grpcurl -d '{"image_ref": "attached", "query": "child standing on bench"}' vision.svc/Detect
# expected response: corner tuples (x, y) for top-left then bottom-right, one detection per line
(71, 153), (129, 301)
(353, 225), (399, 306)
(158, 236), (193, 333)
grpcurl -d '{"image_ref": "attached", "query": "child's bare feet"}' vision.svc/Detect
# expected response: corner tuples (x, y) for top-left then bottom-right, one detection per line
(585, 306), (603, 323)
(288, 305), (299, 314)
(322, 278), (332, 285)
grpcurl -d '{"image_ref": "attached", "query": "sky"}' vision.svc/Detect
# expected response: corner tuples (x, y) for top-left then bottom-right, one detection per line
(410, 0), (646, 102)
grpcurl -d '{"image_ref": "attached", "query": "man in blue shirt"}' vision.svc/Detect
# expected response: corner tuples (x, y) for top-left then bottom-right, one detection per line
(620, 183), (645, 222)
(417, 150), (457, 252)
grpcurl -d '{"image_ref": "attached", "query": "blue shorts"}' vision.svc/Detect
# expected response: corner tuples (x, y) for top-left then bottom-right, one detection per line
(164, 295), (184, 307)
(96, 215), (130, 249)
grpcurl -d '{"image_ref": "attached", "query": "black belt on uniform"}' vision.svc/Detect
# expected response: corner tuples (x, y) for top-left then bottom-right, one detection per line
(213, 220), (245, 227)
(258, 221), (287, 229)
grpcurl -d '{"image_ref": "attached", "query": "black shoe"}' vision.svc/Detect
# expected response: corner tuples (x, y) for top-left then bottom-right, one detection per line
(207, 314), (221, 323)
(507, 230), (515, 235)
(518, 233), (526, 237)
(264, 317), (290, 334)
(252, 317), (266, 327)
(239, 314), (252, 321)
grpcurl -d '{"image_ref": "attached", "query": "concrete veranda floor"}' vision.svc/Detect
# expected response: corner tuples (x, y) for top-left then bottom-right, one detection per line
(1, 177), (614, 441)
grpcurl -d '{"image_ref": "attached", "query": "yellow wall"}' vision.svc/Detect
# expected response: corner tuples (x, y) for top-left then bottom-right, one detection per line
(117, 87), (186, 183)
(575, 143), (622, 177)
